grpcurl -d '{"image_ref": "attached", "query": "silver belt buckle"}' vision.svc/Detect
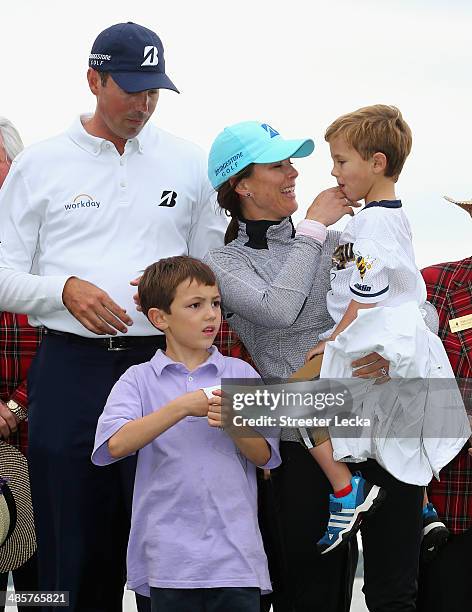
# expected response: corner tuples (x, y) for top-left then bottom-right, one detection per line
(107, 336), (127, 351)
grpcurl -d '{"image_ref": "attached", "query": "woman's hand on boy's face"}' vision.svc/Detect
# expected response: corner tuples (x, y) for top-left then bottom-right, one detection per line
(305, 187), (361, 227)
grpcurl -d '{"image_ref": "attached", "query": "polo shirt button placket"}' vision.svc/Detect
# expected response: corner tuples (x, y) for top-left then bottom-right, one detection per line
(119, 155), (127, 202)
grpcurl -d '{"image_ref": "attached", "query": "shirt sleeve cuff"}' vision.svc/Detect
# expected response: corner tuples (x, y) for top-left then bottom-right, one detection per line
(256, 434), (281, 469)
(350, 285), (389, 303)
(46, 275), (75, 311)
(91, 420), (134, 466)
(296, 219), (328, 243)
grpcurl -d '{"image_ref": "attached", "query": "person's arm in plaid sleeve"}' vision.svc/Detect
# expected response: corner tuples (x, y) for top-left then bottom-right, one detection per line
(0, 312), (43, 437)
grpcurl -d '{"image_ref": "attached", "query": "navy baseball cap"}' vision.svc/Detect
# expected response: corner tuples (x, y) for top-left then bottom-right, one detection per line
(89, 22), (179, 94)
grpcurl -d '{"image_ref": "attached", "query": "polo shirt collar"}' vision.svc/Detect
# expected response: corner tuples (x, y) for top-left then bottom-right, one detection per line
(150, 345), (226, 377)
(68, 114), (148, 156)
(363, 199), (402, 211)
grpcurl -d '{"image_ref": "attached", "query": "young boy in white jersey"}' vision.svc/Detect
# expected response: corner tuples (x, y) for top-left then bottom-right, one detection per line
(92, 256), (280, 612)
(305, 105), (469, 564)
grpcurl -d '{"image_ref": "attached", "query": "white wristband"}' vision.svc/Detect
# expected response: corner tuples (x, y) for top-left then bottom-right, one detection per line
(201, 385), (221, 399)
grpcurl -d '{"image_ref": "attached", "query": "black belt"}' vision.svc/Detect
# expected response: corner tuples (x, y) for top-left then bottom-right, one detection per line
(45, 329), (166, 352)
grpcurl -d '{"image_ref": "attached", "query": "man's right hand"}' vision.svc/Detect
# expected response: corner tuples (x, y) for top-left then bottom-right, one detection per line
(306, 187), (361, 226)
(62, 277), (133, 335)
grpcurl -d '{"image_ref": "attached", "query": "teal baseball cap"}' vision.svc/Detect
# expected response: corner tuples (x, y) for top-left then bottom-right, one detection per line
(208, 121), (315, 189)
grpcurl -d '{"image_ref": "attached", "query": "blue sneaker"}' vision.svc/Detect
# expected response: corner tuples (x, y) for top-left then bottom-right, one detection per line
(421, 502), (449, 563)
(317, 474), (386, 555)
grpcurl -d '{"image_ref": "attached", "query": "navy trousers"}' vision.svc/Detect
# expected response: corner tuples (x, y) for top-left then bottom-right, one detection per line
(27, 333), (163, 612)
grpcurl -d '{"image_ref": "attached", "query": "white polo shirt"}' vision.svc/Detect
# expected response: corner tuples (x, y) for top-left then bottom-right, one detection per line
(0, 116), (226, 337)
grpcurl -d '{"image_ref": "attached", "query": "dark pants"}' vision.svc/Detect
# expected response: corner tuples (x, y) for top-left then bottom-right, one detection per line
(359, 460), (424, 612)
(417, 527), (472, 612)
(0, 554), (38, 612)
(259, 442), (358, 612)
(150, 587), (260, 612)
(27, 333), (164, 612)
(261, 444), (423, 612)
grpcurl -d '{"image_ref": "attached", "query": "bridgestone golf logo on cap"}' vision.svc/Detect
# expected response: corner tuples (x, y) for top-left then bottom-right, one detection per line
(215, 151), (244, 178)
(89, 53), (112, 67)
(141, 46), (159, 66)
(261, 124), (280, 138)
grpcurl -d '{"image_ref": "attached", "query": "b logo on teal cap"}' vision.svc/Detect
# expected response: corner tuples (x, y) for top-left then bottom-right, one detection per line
(261, 124), (280, 138)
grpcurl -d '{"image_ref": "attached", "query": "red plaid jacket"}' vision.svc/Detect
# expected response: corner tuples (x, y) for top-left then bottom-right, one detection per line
(214, 319), (255, 366)
(0, 312), (44, 456)
(421, 258), (472, 534)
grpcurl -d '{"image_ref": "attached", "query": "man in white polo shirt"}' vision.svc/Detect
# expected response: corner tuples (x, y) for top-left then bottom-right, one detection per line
(0, 22), (225, 611)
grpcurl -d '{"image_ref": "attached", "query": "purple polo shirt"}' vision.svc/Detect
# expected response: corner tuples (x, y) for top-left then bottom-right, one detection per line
(92, 347), (280, 596)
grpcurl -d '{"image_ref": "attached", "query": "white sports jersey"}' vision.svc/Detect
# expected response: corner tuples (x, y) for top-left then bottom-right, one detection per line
(320, 200), (470, 484)
(325, 200), (426, 334)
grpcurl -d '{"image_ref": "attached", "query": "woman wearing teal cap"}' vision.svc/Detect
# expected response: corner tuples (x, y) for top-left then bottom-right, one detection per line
(204, 120), (391, 611)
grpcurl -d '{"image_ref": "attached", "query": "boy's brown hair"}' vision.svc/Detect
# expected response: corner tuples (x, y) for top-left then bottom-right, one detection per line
(325, 104), (412, 181)
(139, 256), (218, 316)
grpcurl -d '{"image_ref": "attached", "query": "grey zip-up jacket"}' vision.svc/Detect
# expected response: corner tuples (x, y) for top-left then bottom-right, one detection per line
(205, 217), (338, 380)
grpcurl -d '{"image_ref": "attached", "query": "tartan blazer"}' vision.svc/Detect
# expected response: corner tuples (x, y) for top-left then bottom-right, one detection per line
(214, 318), (255, 367)
(0, 312), (44, 456)
(421, 258), (472, 534)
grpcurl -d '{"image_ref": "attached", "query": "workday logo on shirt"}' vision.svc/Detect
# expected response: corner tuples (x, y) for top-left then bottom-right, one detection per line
(64, 194), (101, 211)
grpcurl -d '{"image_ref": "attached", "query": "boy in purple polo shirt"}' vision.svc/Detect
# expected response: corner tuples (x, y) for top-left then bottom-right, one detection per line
(92, 256), (280, 612)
